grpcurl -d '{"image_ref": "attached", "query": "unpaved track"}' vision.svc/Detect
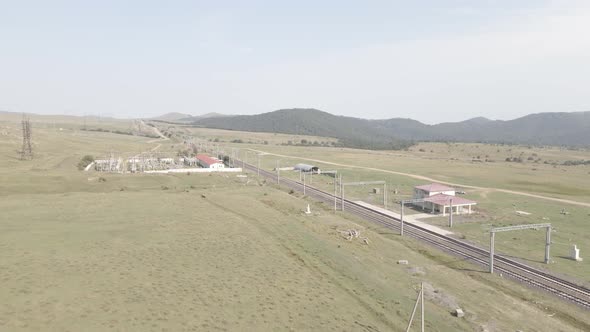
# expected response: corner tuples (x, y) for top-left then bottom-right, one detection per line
(247, 148), (590, 208)
(141, 120), (169, 142)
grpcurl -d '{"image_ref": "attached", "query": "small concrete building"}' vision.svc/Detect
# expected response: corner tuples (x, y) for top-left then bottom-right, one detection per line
(294, 163), (320, 173)
(413, 183), (476, 215)
(196, 154), (225, 169)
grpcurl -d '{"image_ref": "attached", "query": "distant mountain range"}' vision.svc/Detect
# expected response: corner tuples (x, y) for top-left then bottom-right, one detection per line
(151, 112), (229, 123)
(190, 108), (590, 149)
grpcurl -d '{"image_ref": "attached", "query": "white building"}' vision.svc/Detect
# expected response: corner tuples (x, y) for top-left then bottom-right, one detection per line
(413, 183), (476, 215)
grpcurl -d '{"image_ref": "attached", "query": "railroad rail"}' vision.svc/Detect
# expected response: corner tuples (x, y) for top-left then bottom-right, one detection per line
(241, 162), (590, 309)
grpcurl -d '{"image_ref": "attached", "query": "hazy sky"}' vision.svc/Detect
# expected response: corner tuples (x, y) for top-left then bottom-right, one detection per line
(1, 0), (589, 123)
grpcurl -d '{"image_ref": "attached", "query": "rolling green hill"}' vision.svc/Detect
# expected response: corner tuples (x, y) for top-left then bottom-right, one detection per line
(193, 109), (590, 149)
(194, 109), (412, 150)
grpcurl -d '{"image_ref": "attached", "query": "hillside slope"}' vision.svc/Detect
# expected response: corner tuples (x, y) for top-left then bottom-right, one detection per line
(194, 109), (412, 150)
(195, 109), (590, 148)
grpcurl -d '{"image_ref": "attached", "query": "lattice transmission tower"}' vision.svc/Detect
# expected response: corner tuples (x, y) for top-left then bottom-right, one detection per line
(20, 114), (33, 160)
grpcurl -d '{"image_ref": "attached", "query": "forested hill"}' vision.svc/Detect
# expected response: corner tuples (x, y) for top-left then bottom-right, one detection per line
(193, 109), (412, 150)
(192, 108), (590, 149)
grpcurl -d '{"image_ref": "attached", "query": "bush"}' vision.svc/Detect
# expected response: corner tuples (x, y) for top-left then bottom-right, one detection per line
(98, 177), (107, 182)
(77, 155), (95, 170)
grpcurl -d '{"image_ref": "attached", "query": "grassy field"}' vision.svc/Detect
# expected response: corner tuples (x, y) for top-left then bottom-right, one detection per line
(1, 114), (589, 331)
(164, 126), (339, 146)
(237, 147), (590, 284)
(231, 143), (590, 202)
(172, 126), (590, 284)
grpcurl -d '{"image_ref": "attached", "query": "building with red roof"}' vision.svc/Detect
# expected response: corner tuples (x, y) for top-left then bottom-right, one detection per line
(413, 183), (476, 215)
(196, 154), (225, 169)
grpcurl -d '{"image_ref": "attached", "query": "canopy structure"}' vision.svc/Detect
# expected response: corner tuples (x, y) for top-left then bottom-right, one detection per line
(294, 163), (319, 173)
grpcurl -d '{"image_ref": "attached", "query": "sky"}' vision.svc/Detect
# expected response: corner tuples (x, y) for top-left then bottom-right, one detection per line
(1, 0), (589, 124)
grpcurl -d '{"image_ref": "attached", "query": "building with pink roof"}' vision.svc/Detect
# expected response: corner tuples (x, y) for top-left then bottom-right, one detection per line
(413, 183), (476, 215)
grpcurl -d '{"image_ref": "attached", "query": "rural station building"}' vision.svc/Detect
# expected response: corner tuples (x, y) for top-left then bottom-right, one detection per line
(413, 183), (476, 215)
(196, 154), (225, 169)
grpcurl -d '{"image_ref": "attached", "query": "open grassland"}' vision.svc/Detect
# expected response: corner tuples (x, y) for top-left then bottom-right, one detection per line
(179, 126), (339, 146)
(238, 147), (590, 284)
(1, 115), (589, 331)
(182, 126), (590, 202)
(167, 126), (590, 283)
(242, 143), (590, 202)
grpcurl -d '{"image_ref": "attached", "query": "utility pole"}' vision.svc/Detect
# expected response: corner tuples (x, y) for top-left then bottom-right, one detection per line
(334, 175), (337, 212)
(303, 172), (306, 195)
(20, 114), (33, 160)
(400, 201), (405, 236)
(421, 282), (425, 332)
(384, 183), (387, 209)
(449, 198), (453, 228)
(340, 174), (344, 211)
(545, 226), (551, 264)
(490, 232), (495, 273)
(276, 159), (280, 185)
(406, 282), (425, 332)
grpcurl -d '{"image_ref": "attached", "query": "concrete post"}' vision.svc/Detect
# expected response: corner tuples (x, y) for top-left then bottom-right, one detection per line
(449, 198), (453, 228)
(490, 232), (495, 273)
(421, 282), (424, 332)
(276, 160), (280, 185)
(406, 284), (422, 332)
(401, 201), (405, 236)
(383, 183), (387, 208)
(334, 175), (337, 212)
(340, 175), (344, 211)
(545, 226), (551, 264)
(303, 172), (306, 195)
(257, 153), (260, 176)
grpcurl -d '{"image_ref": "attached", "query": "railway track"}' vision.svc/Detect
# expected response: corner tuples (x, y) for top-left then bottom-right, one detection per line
(241, 162), (590, 309)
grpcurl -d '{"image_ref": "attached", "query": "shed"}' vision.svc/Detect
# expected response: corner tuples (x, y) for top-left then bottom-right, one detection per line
(294, 163), (320, 173)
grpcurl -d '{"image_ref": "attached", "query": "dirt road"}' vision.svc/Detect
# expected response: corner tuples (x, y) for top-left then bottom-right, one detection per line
(141, 120), (169, 142)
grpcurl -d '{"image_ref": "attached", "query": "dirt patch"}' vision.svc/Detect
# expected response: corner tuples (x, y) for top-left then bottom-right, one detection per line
(407, 266), (426, 276)
(422, 282), (458, 310)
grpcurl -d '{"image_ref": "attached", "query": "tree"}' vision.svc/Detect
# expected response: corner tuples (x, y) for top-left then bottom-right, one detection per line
(77, 155), (95, 170)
